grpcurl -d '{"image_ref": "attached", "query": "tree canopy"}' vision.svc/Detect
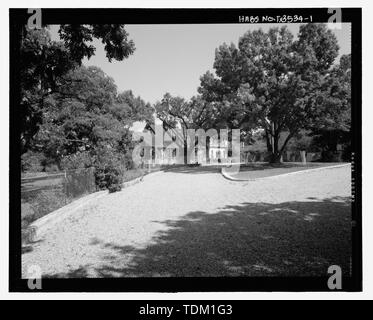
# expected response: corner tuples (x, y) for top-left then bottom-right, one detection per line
(154, 93), (217, 163)
(197, 23), (349, 162)
(20, 25), (136, 154)
(28, 65), (152, 169)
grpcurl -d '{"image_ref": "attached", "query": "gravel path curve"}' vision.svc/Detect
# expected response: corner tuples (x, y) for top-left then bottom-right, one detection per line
(22, 165), (351, 278)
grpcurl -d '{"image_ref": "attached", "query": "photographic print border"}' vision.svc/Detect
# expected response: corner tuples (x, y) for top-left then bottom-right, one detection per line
(9, 7), (362, 292)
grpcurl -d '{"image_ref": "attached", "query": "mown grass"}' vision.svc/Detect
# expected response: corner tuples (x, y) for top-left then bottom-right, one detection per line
(230, 162), (346, 180)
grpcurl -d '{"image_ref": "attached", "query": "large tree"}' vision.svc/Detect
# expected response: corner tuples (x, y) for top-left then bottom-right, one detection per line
(309, 54), (351, 160)
(31, 66), (152, 170)
(20, 25), (135, 154)
(199, 24), (348, 162)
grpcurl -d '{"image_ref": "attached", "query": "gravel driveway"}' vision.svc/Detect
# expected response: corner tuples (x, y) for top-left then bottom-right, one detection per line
(22, 165), (352, 278)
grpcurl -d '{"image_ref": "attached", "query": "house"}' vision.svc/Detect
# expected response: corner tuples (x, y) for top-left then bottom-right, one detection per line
(131, 121), (233, 165)
(132, 123), (183, 165)
(207, 135), (229, 163)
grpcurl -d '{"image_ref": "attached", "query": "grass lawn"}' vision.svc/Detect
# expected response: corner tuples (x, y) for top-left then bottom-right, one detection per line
(228, 162), (348, 180)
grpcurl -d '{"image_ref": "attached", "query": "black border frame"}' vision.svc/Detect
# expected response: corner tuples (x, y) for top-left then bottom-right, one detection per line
(9, 7), (362, 292)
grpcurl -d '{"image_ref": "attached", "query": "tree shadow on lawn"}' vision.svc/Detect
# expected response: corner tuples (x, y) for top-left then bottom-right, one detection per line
(46, 196), (352, 278)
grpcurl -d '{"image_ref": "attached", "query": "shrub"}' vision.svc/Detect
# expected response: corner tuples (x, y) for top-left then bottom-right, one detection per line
(45, 164), (60, 173)
(95, 165), (123, 193)
(94, 149), (125, 193)
(123, 152), (136, 170)
(21, 151), (45, 172)
(188, 163), (201, 167)
(285, 130), (314, 152)
(60, 151), (94, 170)
(342, 143), (351, 162)
(321, 150), (343, 162)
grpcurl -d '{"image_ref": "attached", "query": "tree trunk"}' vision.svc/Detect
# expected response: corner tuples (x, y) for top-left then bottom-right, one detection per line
(184, 139), (188, 165)
(265, 130), (272, 152)
(206, 136), (211, 164)
(269, 131), (295, 164)
(269, 133), (283, 163)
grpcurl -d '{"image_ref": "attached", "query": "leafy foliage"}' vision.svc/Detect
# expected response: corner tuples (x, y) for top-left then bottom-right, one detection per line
(309, 54), (351, 159)
(58, 24), (135, 63)
(21, 151), (46, 172)
(23, 58), (152, 191)
(198, 24), (349, 162)
(154, 93), (216, 163)
(20, 25), (136, 154)
(94, 148), (125, 193)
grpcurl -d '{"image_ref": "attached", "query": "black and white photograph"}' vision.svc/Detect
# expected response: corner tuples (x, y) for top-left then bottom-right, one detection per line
(3, 3), (367, 300)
